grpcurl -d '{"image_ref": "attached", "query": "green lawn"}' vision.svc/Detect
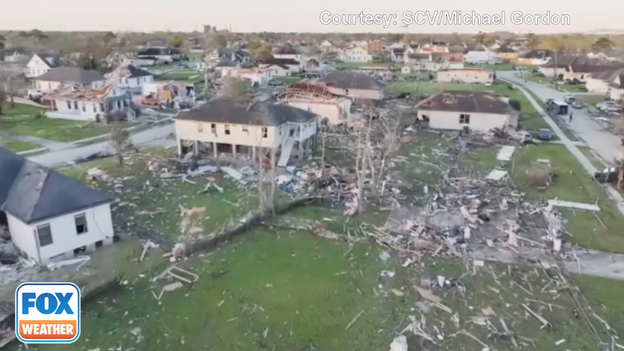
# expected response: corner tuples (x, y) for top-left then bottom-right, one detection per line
(578, 94), (608, 106)
(188, 52), (204, 60)
(0, 103), (111, 143)
(336, 62), (393, 69)
(465, 63), (516, 70)
(578, 146), (606, 169)
(275, 76), (305, 85)
(0, 139), (41, 152)
(510, 144), (624, 252)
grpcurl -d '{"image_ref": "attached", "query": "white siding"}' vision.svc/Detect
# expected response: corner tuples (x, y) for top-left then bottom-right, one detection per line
(286, 100), (351, 125)
(422, 110), (514, 132)
(7, 203), (114, 264)
(326, 87), (384, 100)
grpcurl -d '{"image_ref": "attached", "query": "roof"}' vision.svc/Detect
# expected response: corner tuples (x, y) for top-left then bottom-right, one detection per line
(609, 75), (624, 88)
(519, 49), (553, 59)
(570, 63), (623, 73)
(540, 56), (580, 68)
(259, 57), (300, 66)
(448, 45), (466, 53)
(318, 71), (385, 90)
(274, 45), (298, 55)
(0, 147), (112, 225)
(417, 91), (512, 115)
(496, 46), (517, 53)
(137, 47), (181, 56)
(175, 98), (317, 126)
(44, 84), (118, 103)
(34, 53), (59, 68)
(277, 82), (344, 101)
(105, 64), (153, 79)
(391, 48), (405, 54)
(36, 67), (105, 84)
(408, 53), (430, 60)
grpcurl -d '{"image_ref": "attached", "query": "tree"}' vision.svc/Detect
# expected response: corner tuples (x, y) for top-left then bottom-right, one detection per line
(254, 45), (273, 61)
(206, 34), (227, 51)
(367, 110), (402, 198)
(221, 77), (248, 99)
(473, 32), (486, 46)
(526, 33), (540, 50)
(169, 35), (185, 49)
(0, 89), (6, 115)
(542, 37), (563, 53)
(102, 31), (116, 44)
(109, 123), (131, 166)
(592, 37), (614, 52)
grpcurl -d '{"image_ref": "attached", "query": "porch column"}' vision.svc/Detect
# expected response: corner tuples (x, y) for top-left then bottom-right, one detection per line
(298, 140), (303, 158)
(252, 146), (257, 161)
(232, 144), (237, 157)
(193, 141), (199, 155)
(177, 139), (183, 156)
(213, 142), (218, 158)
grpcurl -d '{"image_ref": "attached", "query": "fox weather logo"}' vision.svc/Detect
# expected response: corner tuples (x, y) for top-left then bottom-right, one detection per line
(15, 282), (81, 344)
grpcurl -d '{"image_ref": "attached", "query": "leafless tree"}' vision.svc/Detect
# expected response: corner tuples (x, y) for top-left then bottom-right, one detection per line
(367, 109), (402, 197)
(109, 123), (131, 166)
(220, 77), (248, 100)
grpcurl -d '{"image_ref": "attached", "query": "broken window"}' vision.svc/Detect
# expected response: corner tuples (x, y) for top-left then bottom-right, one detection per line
(197, 123), (203, 132)
(459, 114), (471, 124)
(210, 123), (216, 134)
(262, 127), (268, 138)
(66, 101), (72, 109)
(224, 124), (231, 135)
(75, 213), (88, 234)
(36, 224), (53, 247)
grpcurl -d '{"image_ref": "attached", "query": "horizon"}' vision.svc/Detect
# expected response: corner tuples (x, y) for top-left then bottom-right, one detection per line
(2, 0), (622, 34)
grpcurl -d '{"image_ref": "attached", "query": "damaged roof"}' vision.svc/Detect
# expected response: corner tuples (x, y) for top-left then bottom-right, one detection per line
(33, 53), (59, 68)
(175, 98), (317, 126)
(106, 64), (153, 79)
(417, 91), (513, 115)
(318, 71), (385, 90)
(36, 67), (105, 84)
(0, 147), (112, 225)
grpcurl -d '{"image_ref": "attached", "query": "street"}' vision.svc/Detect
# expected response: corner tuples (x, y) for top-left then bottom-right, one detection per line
(498, 71), (622, 165)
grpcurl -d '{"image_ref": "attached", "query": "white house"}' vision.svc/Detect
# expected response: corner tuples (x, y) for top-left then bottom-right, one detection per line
(2, 50), (29, 63)
(105, 64), (154, 90)
(273, 45), (303, 61)
(227, 68), (271, 86)
(263, 64), (291, 77)
(437, 69), (494, 84)
(464, 51), (503, 65)
(44, 85), (132, 122)
(318, 71), (385, 101)
(390, 48), (406, 62)
(136, 47), (182, 64)
(174, 99), (318, 167)
(339, 47), (372, 63)
(320, 40), (334, 53)
(563, 63), (623, 83)
(609, 76), (624, 101)
(0, 148), (114, 265)
(277, 82), (352, 125)
(34, 67), (106, 92)
(585, 68), (624, 95)
(258, 58), (301, 74)
(25, 53), (59, 78)
(416, 91), (517, 132)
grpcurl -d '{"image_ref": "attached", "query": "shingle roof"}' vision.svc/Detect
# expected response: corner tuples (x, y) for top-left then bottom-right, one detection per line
(35, 53), (59, 68)
(318, 71), (386, 90)
(175, 99), (317, 126)
(36, 67), (105, 84)
(0, 147), (112, 224)
(417, 91), (513, 115)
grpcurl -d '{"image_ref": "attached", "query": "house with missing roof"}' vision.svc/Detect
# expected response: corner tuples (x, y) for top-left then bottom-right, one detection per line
(44, 85), (132, 122)
(563, 63), (623, 83)
(174, 99), (318, 167)
(105, 64), (154, 90)
(437, 69), (494, 84)
(25, 53), (60, 78)
(273, 44), (303, 61)
(277, 82), (352, 125)
(339, 47), (373, 63)
(416, 91), (517, 132)
(585, 67), (624, 99)
(34, 67), (106, 92)
(0, 147), (114, 265)
(317, 71), (385, 101)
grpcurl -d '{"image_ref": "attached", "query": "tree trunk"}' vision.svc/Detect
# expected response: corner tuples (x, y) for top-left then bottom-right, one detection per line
(116, 152), (123, 166)
(320, 130), (326, 181)
(9, 95), (14, 108)
(269, 148), (277, 214)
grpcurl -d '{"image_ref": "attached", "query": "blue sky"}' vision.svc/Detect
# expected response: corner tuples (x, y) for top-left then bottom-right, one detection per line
(2, 0), (619, 33)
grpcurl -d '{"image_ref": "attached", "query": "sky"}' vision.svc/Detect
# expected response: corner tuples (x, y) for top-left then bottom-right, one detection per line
(2, 0), (621, 34)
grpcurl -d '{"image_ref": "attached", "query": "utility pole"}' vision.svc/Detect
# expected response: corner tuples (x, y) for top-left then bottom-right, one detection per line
(553, 50), (559, 91)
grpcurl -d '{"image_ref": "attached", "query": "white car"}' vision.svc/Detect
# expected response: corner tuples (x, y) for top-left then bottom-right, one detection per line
(597, 102), (622, 112)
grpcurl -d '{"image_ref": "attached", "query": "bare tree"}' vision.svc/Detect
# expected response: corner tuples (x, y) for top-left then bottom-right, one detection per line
(220, 77), (248, 99)
(109, 123), (131, 166)
(367, 109), (402, 197)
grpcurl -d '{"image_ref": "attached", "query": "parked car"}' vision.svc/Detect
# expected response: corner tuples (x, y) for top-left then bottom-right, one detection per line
(594, 167), (619, 183)
(597, 102), (622, 112)
(563, 95), (575, 103)
(570, 101), (583, 109)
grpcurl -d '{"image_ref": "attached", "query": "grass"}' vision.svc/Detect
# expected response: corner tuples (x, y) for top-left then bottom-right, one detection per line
(60, 148), (259, 238)
(579, 146), (606, 169)
(275, 75), (305, 85)
(0, 139), (40, 152)
(466, 63), (516, 70)
(510, 144), (624, 252)
(188, 52), (204, 60)
(578, 95), (608, 106)
(0, 103), (111, 143)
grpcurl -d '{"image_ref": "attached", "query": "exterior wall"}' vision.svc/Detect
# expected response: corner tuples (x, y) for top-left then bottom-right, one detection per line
(7, 204), (114, 265)
(326, 87), (384, 100)
(564, 72), (591, 82)
(112, 75), (154, 88)
(498, 52), (519, 60)
(47, 95), (128, 121)
(26, 55), (53, 78)
(175, 119), (279, 148)
(538, 67), (565, 78)
(437, 70), (493, 84)
(286, 99), (351, 125)
(36, 79), (106, 91)
(264, 65), (290, 77)
(420, 110), (513, 132)
(339, 48), (372, 63)
(609, 87), (624, 101)
(273, 54), (302, 61)
(586, 78), (609, 94)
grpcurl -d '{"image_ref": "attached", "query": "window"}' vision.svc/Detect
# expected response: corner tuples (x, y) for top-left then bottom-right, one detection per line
(67, 101), (72, 109)
(242, 126), (248, 133)
(197, 123), (203, 132)
(224, 124), (231, 135)
(211, 123), (216, 134)
(93, 103), (97, 112)
(73, 101), (78, 110)
(37, 224), (53, 247)
(99, 103), (105, 112)
(75, 213), (88, 234)
(81, 102), (86, 112)
(459, 114), (471, 124)
(262, 127), (268, 138)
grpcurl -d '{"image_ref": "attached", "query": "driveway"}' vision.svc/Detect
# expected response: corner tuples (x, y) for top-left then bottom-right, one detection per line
(28, 124), (175, 167)
(498, 71), (622, 165)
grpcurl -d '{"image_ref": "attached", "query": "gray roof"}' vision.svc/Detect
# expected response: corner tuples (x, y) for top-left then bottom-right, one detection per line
(35, 53), (59, 68)
(36, 67), (105, 84)
(175, 99), (317, 126)
(0, 147), (112, 225)
(417, 91), (513, 115)
(126, 65), (153, 78)
(318, 71), (385, 90)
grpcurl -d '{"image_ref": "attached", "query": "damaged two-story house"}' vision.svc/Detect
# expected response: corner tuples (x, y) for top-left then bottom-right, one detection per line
(174, 99), (318, 167)
(277, 82), (352, 125)
(317, 71), (385, 101)
(0, 147), (114, 266)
